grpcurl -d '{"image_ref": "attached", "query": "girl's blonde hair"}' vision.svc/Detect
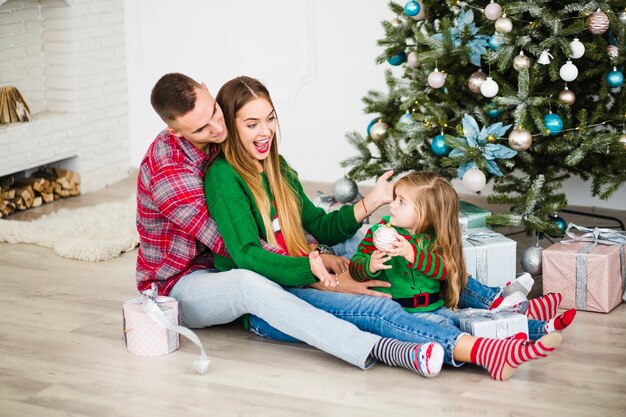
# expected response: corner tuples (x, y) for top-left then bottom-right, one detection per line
(215, 76), (309, 256)
(395, 172), (467, 309)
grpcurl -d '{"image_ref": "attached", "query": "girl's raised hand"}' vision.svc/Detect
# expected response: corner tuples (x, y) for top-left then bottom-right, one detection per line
(385, 233), (415, 263)
(309, 250), (336, 288)
(369, 250), (392, 274)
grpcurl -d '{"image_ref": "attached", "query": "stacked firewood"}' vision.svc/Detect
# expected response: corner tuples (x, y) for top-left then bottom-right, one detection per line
(0, 168), (80, 218)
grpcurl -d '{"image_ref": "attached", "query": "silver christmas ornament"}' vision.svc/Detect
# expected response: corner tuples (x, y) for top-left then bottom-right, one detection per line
(370, 121), (388, 142)
(619, 10), (626, 25)
(484, 1), (502, 21)
(332, 177), (359, 203)
(468, 70), (488, 94)
(495, 16), (513, 33)
(508, 127), (532, 151)
(558, 87), (576, 106)
(521, 244), (544, 276)
(619, 133), (626, 150)
(407, 51), (420, 68)
(513, 51), (532, 71)
(587, 10), (610, 35)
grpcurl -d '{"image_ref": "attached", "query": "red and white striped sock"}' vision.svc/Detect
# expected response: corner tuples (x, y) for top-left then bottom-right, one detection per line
(470, 333), (562, 381)
(545, 308), (577, 333)
(527, 293), (563, 321)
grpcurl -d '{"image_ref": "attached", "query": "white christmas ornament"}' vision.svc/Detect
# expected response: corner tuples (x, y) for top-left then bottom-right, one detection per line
(559, 60), (579, 82)
(538, 50), (552, 65)
(495, 16), (513, 33)
(428, 68), (446, 88)
(484, 1), (502, 21)
(462, 168), (487, 193)
(373, 223), (396, 251)
(480, 76), (499, 98)
(569, 38), (585, 59)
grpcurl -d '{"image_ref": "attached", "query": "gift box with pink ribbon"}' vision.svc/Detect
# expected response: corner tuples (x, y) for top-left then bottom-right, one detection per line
(542, 224), (626, 313)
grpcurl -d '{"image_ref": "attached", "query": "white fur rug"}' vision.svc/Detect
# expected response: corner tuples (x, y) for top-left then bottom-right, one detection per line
(0, 195), (139, 262)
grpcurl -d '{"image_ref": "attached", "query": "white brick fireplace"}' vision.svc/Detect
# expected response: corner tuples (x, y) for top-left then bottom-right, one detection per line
(0, 0), (130, 193)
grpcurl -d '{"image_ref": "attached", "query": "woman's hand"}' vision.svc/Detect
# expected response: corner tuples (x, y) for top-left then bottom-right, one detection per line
(385, 233), (415, 263)
(353, 170), (394, 223)
(309, 251), (336, 288)
(310, 272), (392, 298)
(368, 250), (392, 274)
(319, 253), (350, 275)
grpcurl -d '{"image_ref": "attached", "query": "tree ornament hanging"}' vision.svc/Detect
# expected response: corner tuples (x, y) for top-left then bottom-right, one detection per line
(521, 244), (544, 276)
(587, 10), (610, 35)
(486, 103), (502, 118)
(558, 87), (576, 106)
(513, 51), (532, 71)
(488, 34), (503, 50)
(508, 127), (533, 151)
(480, 76), (499, 97)
(607, 45), (619, 59)
(569, 38), (585, 59)
(462, 168), (487, 192)
(399, 111), (415, 125)
(390, 17), (402, 27)
(410, 1), (426, 20)
(403, 0), (421, 17)
(619, 133), (626, 149)
(559, 60), (578, 82)
(387, 52), (407, 66)
(495, 15), (512, 33)
(332, 177), (359, 203)
(430, 134), (452, 156)
(407, 51), (420, 68)
(370, 120), (388, 141)
(467, 70), (487, 94)
(428, 68), (446, 88)
(619, 10), (626, 25)
(366, 117), (379, 136)
(484, 1), (502, 21)
(547, 215), (567, 238)
(537, 50), (552, 65)
(606, 67), (624, 88)
(544, 113), (564, 136)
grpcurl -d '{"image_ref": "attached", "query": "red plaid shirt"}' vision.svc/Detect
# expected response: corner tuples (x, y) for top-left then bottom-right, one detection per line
(136, 130), (288, 295)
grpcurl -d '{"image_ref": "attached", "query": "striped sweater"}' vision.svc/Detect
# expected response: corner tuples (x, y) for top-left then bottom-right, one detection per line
(349, 216), (447, 312)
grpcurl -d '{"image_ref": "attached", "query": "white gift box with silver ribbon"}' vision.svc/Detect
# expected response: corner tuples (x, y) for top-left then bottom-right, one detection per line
(458, 309), (529, 339)
(462, 228), (516, 287)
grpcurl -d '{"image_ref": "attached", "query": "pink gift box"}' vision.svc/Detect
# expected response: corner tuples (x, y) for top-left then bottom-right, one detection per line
(542, 241), (623, 313)
(123, 296), (180, 356)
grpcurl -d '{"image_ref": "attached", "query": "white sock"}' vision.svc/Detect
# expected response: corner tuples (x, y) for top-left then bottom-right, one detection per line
(501, 273), (534, 298)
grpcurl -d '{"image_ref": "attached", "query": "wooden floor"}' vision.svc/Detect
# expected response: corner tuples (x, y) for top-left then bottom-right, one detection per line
(1, 173), (626, 417)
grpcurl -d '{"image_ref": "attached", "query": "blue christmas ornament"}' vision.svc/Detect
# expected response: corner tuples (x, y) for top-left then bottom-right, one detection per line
(431, 134), (452, 156)
(404, 1), (421, 17)
(486, 103), (502, 118)
(367, 117), (379, 136)
(387, 52), (407, 66)
(399, 112), (415, 125)
(544, 113), (564, 136)
(606, 68), (624, 88)
(488, 34), (503, 50)
(547, 216), (567, 238)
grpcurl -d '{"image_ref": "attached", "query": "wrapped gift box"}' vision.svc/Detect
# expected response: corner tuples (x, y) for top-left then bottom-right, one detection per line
(123, 295), (180, 356)
(543, 241), (624, 313)
(459, 200), (492, 230)
(462, 228), (516, 287)
(458, 309), (529, 339)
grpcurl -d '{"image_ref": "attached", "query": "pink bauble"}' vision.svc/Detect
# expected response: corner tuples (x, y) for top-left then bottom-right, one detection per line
(428, 70), (446, 88)
(407, 51), (420, 68)
(484, 2), (502, 21)
(587, 10), (609, 35)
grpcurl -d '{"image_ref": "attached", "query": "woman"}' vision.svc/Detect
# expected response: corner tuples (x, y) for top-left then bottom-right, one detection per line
(204, 75), (562, 380)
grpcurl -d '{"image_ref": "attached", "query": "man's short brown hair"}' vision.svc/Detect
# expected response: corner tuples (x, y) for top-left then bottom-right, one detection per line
(150, 73), (201, 123)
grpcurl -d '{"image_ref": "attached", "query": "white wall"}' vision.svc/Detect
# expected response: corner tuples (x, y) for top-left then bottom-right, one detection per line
(124, 0), (625, 210)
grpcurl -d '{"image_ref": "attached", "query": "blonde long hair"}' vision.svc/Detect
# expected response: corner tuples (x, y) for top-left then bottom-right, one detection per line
(396, 172), (467, 309)
(215, 76), (309, 256)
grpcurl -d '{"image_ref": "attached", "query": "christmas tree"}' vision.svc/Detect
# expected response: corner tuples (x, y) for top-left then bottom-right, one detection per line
(343, 0), (626, 236)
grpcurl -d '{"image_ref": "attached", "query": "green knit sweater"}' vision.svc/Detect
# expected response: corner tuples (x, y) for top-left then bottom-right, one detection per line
(349, 216), (448, 313)
(204, 155), (361, 287)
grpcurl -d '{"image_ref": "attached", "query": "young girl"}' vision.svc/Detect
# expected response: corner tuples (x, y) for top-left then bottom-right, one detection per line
(204, 75), (562, 381)
(350, 172), (576, 340)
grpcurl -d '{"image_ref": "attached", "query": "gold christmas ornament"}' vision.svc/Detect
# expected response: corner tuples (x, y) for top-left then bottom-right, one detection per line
(370, 120), (388, 142)
(467, 70), (488, 94)
(495, 16), (513, 33)
(587, 10), (610, 35)
(558, 87), (576, 106)
(508, 127), (533, 151)
(513, 51), (532, 71)
(0, 86), (31, 124)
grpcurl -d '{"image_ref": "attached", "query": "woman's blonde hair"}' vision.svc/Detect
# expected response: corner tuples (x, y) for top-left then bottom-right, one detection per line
(215, 76), (309, 256)
(395, 172), (467, 308)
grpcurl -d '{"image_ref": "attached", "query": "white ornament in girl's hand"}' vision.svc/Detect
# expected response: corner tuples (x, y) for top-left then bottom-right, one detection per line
(373, 223), (396, 252)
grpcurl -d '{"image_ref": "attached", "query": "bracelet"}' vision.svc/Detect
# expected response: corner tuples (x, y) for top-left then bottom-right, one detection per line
(335, 273), (340, 293)
(361, 198), (368, 215)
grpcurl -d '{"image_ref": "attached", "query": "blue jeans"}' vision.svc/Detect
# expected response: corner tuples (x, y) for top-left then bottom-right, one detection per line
(418, 307), (547, 341)
(249, 287), (465, 366)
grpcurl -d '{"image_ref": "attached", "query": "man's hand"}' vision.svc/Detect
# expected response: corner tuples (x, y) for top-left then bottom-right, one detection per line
(319, 253), (350, 275)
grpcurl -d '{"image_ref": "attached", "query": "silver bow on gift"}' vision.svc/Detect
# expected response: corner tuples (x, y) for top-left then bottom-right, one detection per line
(562, 224), (626, 307)
(463, 231), (500, 282)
